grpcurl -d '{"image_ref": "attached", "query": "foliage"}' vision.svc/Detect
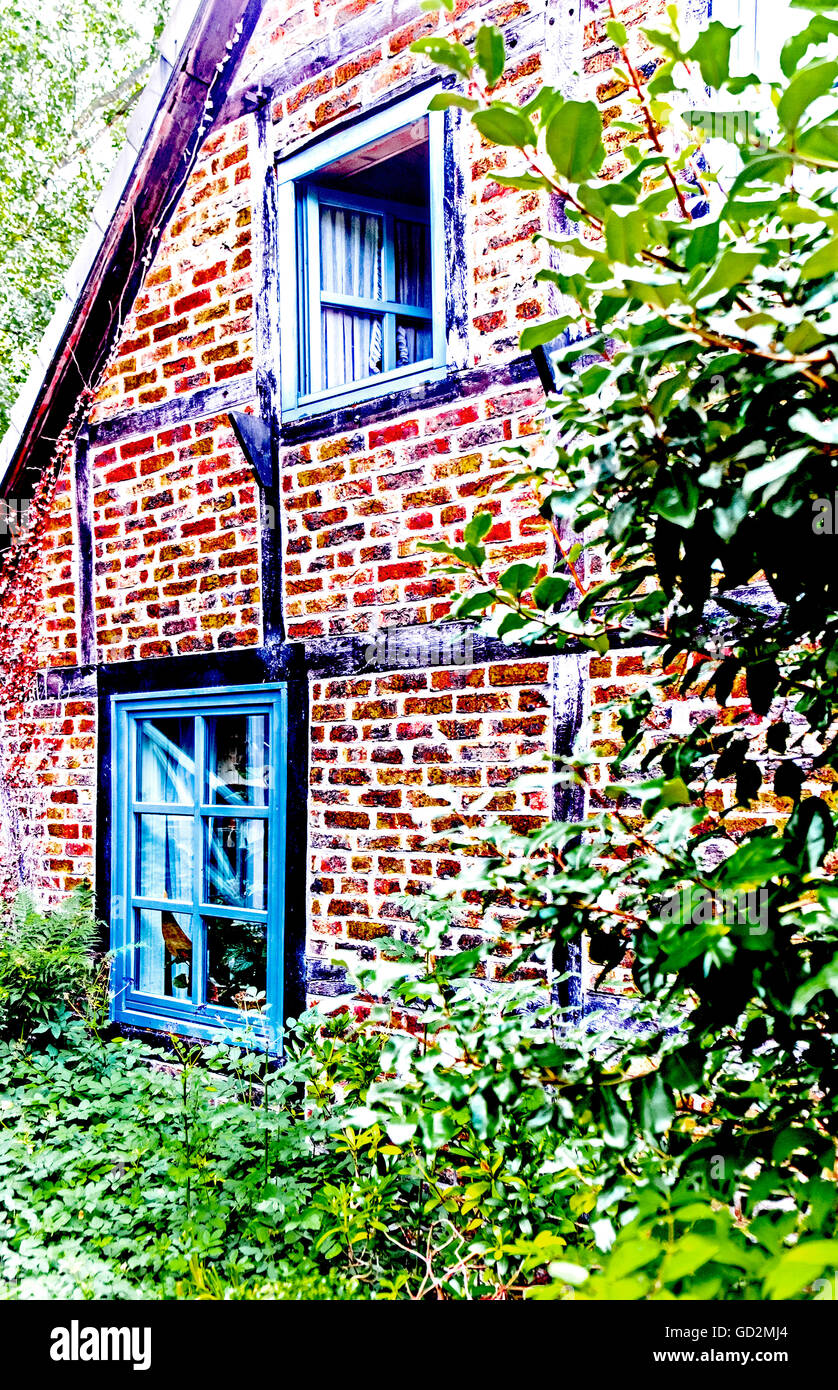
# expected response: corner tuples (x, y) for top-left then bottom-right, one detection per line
(0, 0), (168, 440)
(5, 0), (838, 1303)
(2, 931), (836, 1301)
(0, 885), (100, 1042)
(404, 0), (838, 1296)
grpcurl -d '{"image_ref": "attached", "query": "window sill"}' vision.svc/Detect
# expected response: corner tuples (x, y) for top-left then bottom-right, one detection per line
(281, 359), (447, 425)
(277, 353), (543, 446)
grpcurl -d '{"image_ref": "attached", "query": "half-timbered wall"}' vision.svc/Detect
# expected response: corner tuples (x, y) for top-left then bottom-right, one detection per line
(0, 0), (681, 1021)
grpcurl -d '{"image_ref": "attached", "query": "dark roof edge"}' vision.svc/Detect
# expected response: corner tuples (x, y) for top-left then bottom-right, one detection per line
(0, 0), (266, 496)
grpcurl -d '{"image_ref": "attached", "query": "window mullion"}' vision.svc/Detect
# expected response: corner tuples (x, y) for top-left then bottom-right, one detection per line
(428, 109), (446, 369)
(383, 210), (396, 374)
(127, 714), (136, 993)
(306, 187), (323, 396)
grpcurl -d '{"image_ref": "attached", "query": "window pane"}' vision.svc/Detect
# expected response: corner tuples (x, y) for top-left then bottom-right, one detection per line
(206, 714), (270, 806)
(137, 717), (195, 803)
(322, 308), (383, 389)
(135, 907), (193, 999)
(205, 817), (267, 912)
(320, 204), (382, 300)
(206, 917), (267, 1010)
(395, 219), (431, 310)
(396, 317), (433, 368)
(136, 813), (193, 901)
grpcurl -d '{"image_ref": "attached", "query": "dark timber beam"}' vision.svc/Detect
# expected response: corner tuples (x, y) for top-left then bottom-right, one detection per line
(73, 431), (95, 668)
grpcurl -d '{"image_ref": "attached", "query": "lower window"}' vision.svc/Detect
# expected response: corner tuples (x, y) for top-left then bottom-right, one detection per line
(110, 686), (286, 1045)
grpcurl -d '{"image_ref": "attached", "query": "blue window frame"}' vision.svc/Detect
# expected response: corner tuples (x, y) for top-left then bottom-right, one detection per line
(277, 89), (447, 420)
(110, 685), (286, 1047)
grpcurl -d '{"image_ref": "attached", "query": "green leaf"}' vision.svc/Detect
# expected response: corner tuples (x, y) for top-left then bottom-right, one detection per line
(684, 218), (720, 270)
(694, 250), (762, 301)
(463, 511), (493, 547)
(475, 24), (505, 86)
(763, 1241), (838, 1300)
(778, 61), (838, 133)
(533, 574), (571, 609)
(789, 409), (838, 443)
(604, 208), (648, 264)
(492, 173), (552, 190)
(451, 589), (497, 618)
(736, 759), (762, 805)
(792, 952), (838, 1014)
(688, 21), (733, 89)
(746, 658), (780, 716)
(410, 37), (474, 79)
(499, 562), (539, 597)
(716, 836), (792, 892)
(787, 797), (836, 873)
(638, 1071), (674, 1135)
(427, 92), (479, 112)
(605, 19), (627, 48)
(472, 104), (533, 148)
(519, 318), (570, 350)
(642, 26), (684, 60)
(796, 122), (838, 166)
(545, 100), (606, 183)
(741, 448), (809, 501)
(659, 1235), (721, 1284)
(546, 1260), (589, 1287)
(661, 777), (691, 807)
(800, 238), (838, 279)
(781, 15), (838, 77)
(651, 475), (698, 528)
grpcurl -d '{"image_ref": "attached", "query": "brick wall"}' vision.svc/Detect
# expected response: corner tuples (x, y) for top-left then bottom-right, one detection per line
(39, 457), (80, 669)
(307, 657), (555, 1007)
(90, 414), (262, 663)
(282, 386), (547, 639)
(0, 699), (96, 902)
(90, 117), (255, 423)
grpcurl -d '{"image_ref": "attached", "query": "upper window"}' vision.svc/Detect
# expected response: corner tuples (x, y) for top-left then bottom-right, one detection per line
(110, 686), (286, 1046)
(277, 92), (446, 419)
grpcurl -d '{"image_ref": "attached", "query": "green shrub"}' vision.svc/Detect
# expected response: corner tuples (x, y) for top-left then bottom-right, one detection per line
(0, 885), (100, 1042)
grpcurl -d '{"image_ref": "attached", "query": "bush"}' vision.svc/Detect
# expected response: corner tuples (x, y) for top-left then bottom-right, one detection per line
(0, 885), (100, 1043)
(1, 928), (835, 1301)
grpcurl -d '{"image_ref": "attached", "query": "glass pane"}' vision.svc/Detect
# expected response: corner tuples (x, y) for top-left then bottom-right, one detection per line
(320, 204), (382, 300)
(322, 308), (383, 389)
(135, 907), (193, 999)
(205, 817), (267, 912)
(136, 717), (195, 804)
(206, 714), (270, 806)
(396, 317), (433, 368)
(136, 814), (193, 901)
(206, 917), (267, 1011)
(394, 219), (431, 310)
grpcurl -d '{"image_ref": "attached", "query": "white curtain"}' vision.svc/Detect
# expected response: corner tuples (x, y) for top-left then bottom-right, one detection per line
(395, 218), (433, 367)
(320, 206), (383, 389)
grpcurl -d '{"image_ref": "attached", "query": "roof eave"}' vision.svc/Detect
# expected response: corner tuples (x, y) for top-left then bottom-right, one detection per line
(0, 0), (265, 496)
